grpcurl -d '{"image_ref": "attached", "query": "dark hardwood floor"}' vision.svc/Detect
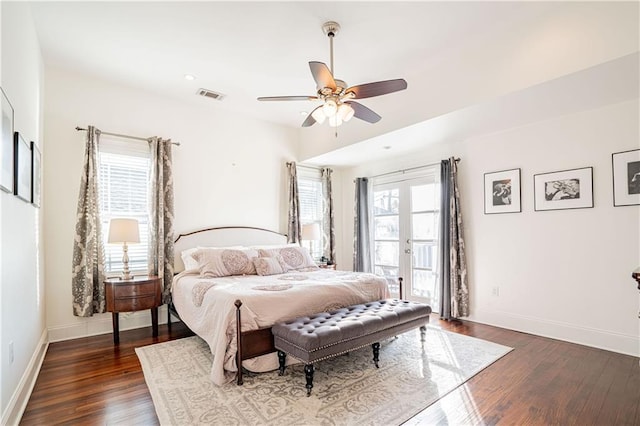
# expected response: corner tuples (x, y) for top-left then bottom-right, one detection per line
(20, 316), (639, 425)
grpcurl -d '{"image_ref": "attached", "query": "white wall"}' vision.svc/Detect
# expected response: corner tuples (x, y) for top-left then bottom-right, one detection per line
(43, 65), (298, 341)
(0, 2), (46, 422)
(338, 99), (640, 356)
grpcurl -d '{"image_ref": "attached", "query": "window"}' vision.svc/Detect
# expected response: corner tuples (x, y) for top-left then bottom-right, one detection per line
(98, 138), (151, 276)
(297, 167), (324, 261)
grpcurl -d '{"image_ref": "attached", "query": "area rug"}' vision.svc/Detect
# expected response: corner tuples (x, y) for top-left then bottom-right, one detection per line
(136, 327), (512, 425)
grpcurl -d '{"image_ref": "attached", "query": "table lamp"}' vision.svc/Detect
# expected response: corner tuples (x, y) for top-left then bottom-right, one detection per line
(108, 218), (140, 280)
(301, 222), (321, 260)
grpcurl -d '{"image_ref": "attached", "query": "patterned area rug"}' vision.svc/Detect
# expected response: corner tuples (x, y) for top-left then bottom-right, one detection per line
(136, 327), (512, 425)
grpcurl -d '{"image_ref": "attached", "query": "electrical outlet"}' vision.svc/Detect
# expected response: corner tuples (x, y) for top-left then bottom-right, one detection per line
(491, 286), (500, 297)
(9, 341), (14, 364)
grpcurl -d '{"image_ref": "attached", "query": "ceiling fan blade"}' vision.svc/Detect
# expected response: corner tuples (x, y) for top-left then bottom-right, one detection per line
(346, 79), (407, 99)
(302, 107), (322, 127)
(257, 96), (317, 101)
(309, 61), (337, 91)
(345, 101), (381, 123)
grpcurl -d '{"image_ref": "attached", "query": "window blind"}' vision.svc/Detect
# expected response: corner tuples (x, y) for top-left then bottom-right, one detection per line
(297, 167), (324, 260)
(98, 138), (151, 276)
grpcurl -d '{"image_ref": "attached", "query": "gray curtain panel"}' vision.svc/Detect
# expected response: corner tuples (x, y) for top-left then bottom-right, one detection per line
(71, 126), (106, 317)
(353, 177), (372, 272)
(438, 158), (469, 319)
(287, 162), (301, 244)
(148, 137), (175, 305)
(321, 167), (336, 264)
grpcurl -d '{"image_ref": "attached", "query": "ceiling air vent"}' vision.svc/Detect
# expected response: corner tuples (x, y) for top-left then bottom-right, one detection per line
(196, 88), (225, 101)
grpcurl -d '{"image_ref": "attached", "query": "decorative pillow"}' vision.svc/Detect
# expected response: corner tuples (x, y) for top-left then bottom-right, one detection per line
(181, 248), (200, 271)
(192, 248), (259, 277)
(258, 246), (318, 271)
(181, 246), (244, 271)
(253, 256), (286, 276)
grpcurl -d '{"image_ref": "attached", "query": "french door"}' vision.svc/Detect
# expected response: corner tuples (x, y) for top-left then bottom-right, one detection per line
(372, 173), (440, 308)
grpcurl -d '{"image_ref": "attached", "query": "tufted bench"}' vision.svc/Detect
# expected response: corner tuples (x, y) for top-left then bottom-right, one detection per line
(271, 299), (432, 396)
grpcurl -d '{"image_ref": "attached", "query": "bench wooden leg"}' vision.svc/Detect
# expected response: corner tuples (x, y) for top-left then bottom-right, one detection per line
(420, 325), (427, 344)
(372, 342), (380, 368)
(277, 350), (286, 376)
(304, 364), (314, 397)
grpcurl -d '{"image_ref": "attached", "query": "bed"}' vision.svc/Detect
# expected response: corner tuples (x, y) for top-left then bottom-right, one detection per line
(170, 226), (391, 386)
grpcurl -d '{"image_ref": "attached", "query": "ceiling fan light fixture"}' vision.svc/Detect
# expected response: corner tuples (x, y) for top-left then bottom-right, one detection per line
(311, 107), (326, 124)
(322, 99), (338, 117)
(337, 103), (354, 122)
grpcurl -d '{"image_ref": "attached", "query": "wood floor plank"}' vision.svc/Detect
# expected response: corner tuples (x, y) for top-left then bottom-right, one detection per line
(20, 316), (640, 425)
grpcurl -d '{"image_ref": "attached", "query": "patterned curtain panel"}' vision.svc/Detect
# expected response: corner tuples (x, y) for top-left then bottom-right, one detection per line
(438, 158), (469, 319)
(148, 137), (175, 305)
(71, 126), (106, 317)
(321, 167), (336, 263)
(287, 162), (301, 244)
(353, 177), (372, 272)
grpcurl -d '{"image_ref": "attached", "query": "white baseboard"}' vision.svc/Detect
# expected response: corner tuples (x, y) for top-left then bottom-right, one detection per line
(1, 329), (49, 426)
(48, 305), (169, 343)
(469, 309), (640, 357)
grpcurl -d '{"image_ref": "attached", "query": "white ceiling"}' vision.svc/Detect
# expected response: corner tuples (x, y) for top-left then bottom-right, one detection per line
(29, 1), (639, 166)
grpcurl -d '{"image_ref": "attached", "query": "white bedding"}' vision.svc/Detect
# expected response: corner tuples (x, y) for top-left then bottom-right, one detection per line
(172, 268), (390, 385)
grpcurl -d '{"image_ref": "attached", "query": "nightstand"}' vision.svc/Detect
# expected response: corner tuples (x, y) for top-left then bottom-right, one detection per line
(318, 263), (336, 270)
(105, 275), (162, 344)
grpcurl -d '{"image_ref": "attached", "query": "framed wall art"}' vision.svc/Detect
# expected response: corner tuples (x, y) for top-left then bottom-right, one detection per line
(31, 141), (41, 207)
(534, 166), (593, 211)
(612, 149), (640, 207)
(484, 168), (521, 214)
(1, 87), (13, 193)
(14, 132), (32, 202)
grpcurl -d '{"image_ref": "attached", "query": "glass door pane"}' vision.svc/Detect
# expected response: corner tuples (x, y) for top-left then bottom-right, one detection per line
(410, 182), (439, 307)
(373, 186), (400, 295)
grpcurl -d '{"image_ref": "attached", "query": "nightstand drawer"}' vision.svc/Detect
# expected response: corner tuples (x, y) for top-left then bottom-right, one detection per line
(114, 282), (157, 298)
(113, 295), (158, 312)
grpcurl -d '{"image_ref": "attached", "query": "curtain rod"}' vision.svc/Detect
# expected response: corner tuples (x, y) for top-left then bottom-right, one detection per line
(75, 126), (181, 146)
(369, 158), (460, 180)
(286, 161), (323, 171)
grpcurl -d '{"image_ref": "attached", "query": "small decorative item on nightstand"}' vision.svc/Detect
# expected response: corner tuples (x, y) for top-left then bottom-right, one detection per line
(104, 275), (162, 344)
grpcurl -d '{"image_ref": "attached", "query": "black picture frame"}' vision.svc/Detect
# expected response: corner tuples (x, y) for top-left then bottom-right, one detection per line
(14, 132), (32, 203)
(31, 141), (41, 207)
(484, 168), (521, 214)
(612, 149), (640, 207)
(1, 87), (14, 193)
(534, 166), (594, 211)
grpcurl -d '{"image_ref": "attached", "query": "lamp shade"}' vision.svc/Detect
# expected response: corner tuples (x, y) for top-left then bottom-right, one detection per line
(108, 218), (140, 244)
(301, 223), (321, 241)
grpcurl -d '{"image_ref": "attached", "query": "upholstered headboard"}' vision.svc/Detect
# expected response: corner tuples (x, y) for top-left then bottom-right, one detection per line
(173, 226), (288, 272)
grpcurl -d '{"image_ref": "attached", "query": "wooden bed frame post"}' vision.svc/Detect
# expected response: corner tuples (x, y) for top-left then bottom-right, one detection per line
(234, 299), (243, 385)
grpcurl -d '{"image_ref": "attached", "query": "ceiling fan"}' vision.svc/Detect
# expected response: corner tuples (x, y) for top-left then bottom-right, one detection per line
(257, 21), (408, 128)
